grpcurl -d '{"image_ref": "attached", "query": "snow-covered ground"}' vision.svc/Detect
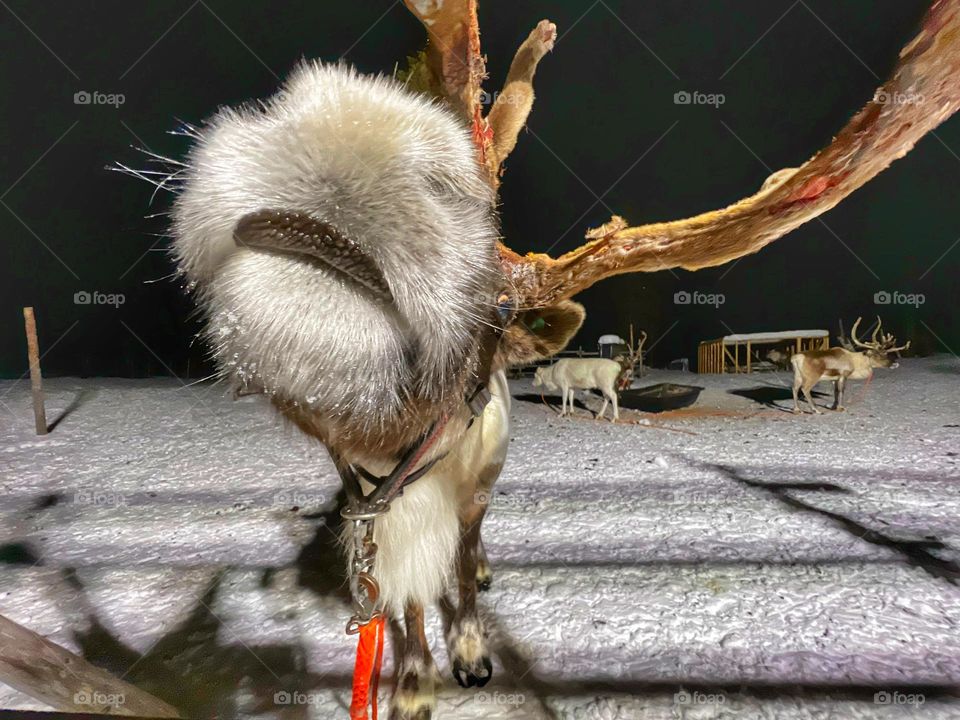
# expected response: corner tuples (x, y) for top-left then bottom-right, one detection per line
(1, 357), (958, 719)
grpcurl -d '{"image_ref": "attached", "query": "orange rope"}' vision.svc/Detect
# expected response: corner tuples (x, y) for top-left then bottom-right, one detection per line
(350, 616), (385, 720)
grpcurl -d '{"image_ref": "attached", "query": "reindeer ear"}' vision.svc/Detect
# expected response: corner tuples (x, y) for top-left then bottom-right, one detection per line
(233, 209), (393, 302)
(498, 300), (586, 367)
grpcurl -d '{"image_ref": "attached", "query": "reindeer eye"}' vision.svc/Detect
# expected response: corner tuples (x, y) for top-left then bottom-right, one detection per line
(496, 292), (514, 323)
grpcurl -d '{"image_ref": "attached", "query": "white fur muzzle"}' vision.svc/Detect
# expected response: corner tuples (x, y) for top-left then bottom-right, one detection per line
(171, 62), (500, 435)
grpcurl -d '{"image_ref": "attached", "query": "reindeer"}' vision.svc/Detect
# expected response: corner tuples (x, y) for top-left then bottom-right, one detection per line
(150, 0), (960, 716)
(533, 358), (621, 421)
(615, 328), (647, 389)
(169, 63), (584, 719)
(791, 317), (909, 414)
(765, 347), (793, 370)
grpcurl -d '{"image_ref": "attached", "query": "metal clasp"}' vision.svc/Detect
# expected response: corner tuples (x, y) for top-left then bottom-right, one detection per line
(343, 515), (384, 634)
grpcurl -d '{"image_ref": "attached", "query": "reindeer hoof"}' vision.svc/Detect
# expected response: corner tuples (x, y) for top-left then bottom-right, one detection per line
(476, 563), (492, 592)
(449, 618), (492, 688)
(452, 655), (493, 688)
(391, 661), (438, 720)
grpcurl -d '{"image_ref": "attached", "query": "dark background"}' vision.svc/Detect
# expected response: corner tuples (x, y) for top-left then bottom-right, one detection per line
(1, 0), (957, 379)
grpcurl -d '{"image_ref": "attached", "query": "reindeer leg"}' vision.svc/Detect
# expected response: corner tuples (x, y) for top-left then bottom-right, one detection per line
(597, 396), (608, 420)
(392, 602), (439, 720)
(802, 383), (821, 414)
(792, 373), (803, 413)
(476, 536), (492, 591)
(611, 390), (619, 422)
(448, 499), (493, 689)
(835, 376), (847, 411)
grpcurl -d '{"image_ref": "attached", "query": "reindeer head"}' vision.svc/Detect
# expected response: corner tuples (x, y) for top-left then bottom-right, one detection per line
(171, 63), (583, 458)
(849, 317), (910, 369)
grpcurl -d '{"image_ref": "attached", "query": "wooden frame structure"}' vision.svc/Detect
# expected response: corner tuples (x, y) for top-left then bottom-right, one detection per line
(698, 331), (829, 374)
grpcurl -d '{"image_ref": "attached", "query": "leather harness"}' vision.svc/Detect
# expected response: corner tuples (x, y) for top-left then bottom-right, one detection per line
(338, 298), (509, 632)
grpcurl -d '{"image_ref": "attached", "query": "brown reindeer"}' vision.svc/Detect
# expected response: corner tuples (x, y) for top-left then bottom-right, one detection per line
(147, 2), (960, 717)
(791, 317), (910, 414)
(615, 328), (647, 390)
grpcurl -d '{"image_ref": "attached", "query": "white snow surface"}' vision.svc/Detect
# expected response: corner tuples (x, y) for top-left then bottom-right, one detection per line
(1, 357), (959, 719)
(721, 330), (829, 343)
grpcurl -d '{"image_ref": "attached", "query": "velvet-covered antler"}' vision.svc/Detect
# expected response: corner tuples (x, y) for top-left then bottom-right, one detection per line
(404, 0), (960, 309)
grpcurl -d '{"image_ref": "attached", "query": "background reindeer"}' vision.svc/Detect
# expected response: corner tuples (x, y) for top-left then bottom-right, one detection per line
(791, 317), (909, 414)
(160, 1), (960, 717)
(533, 358), (622, 421)
(615, 327), (647, 390)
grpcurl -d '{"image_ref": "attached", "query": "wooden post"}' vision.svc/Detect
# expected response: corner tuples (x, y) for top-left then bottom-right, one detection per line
(747, 340), (752, 374)
(0, 613), (181, 717)
(23, 307), (47, 435)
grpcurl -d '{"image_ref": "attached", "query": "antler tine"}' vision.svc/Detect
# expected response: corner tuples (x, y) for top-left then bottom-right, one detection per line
(871, 316), (883, 346)
(850, 317), (871, 349)
(887, 340), (911, 354)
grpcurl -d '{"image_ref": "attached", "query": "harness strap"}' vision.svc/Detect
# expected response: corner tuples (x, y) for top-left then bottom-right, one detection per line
(341, 299), (509, 720)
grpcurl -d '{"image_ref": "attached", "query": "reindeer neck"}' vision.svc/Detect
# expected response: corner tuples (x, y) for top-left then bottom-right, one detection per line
(849, 350), (874, 380)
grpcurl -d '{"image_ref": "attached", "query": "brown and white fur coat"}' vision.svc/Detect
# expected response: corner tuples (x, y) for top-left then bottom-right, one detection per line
(169, 62), (583, 718)
(790, 318), (908, 414)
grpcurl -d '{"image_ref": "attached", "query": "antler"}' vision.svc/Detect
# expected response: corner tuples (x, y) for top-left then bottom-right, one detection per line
(851, 316), (911, 354)
(400, 1), (555, 184)
(873, 317), (912, 353)
(850, 317), (879, 350)
(404, 1), (960, 309)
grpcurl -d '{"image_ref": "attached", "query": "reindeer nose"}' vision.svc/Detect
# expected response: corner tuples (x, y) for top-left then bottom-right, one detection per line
(889, 362), (900, 369)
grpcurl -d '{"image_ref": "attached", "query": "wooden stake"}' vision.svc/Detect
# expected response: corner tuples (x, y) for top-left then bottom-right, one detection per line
(23, 307), (47, 435)
(0, 613), (181, 717)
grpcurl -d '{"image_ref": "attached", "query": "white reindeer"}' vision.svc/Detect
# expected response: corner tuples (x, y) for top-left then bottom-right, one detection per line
(533, 358), (621, 421)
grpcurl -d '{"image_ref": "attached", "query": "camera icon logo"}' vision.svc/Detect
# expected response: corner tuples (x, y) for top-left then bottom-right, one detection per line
(474, 491), (491, 506)
(674, 290), (692, 305)
(274, 691), (292, 705)
(873, 290), (892, 305)
(674, 690), (691, 705)
(874, 691), (891, 705)
(74, 291), (92, 305)
(674, 91), (692, 105)
(74, 90), (92, 105)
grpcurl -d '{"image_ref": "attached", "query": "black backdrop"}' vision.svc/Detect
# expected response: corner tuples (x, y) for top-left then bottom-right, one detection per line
(2, 0), (957, 378)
